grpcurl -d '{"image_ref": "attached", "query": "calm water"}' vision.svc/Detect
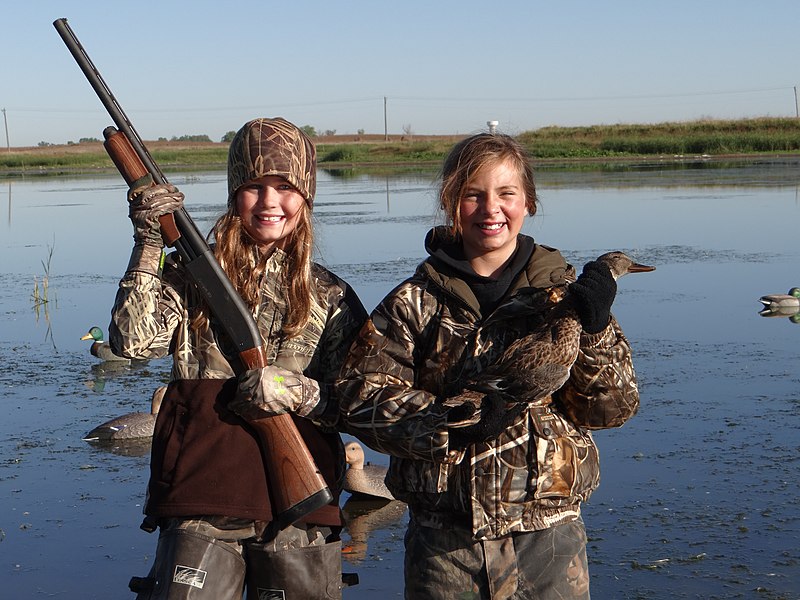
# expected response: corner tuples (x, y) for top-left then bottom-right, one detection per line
(2, 158), (800, 598)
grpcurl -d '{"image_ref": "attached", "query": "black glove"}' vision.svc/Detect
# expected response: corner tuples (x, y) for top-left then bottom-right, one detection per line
(448, 395), (523, 449)
(570, 261), (617, 334)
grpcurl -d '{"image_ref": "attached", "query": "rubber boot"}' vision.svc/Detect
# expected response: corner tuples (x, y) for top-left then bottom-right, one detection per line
(130, 527), (245, 599)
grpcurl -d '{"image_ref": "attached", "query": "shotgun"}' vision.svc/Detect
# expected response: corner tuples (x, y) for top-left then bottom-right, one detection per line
(53, 17), (332, 528)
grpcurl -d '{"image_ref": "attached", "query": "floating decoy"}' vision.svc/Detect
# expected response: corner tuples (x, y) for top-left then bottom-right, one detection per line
(343, 441), (395, 500)
(80, 326), (129, 363)
(759, 287), (800, 315)
(461, 251), (655, 407)
(83, 386), (166, 441)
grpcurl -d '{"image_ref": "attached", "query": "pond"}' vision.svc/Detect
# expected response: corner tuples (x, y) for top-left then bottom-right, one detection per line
(2, 158), (800, 598)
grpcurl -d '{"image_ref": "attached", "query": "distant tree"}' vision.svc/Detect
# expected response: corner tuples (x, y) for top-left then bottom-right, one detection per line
(301, 125), (317, 138)
(357, 128), (365, 135)
(171, 134), (212, 142)
(221, 130), (237, 143)
(37, 141), (54, 147)
(79, 137), (100, 143)
(158, 137), (168, 142)
(323, 129), (337, 137)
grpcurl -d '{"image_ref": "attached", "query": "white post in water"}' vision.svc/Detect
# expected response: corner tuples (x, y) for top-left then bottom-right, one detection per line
(2, 108), (9, 151)
(487, 120), (499, 134)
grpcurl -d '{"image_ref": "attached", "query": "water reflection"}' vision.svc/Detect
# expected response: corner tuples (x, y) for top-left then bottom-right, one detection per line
(2, 160), (800, 598)
(342, 497), (408, 565)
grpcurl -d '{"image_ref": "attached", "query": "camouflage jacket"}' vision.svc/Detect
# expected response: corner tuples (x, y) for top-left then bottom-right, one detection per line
(338, 232), (640, 540)
(109, 247), (366, 427)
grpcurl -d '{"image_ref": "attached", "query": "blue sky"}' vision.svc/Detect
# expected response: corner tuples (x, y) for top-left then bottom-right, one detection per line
(3, 1), (800, 147)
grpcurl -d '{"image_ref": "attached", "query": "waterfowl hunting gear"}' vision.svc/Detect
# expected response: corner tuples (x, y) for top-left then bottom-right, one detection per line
(53, 17), (332, 528)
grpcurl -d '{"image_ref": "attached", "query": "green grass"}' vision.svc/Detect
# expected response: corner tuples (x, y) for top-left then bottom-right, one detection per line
(3, 117), (800, 176)
(517, 117), (800, 158)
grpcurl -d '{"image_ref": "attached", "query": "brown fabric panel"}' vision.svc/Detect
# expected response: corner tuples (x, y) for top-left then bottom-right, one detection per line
(147, 379), (342, 526)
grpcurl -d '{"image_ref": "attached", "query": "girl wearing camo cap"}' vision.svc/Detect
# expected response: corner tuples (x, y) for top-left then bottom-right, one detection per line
(110, 117), (367, 599)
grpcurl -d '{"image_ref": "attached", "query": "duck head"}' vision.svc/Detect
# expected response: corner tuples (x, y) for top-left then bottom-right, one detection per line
(595, 251), (656, 279)
(80, 326), (104, 343)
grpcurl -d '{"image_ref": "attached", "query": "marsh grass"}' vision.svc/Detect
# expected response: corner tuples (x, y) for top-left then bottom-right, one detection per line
(2, 118), (800, 174)
(32, 243), (56, 317)
(518, 117), (800, 158)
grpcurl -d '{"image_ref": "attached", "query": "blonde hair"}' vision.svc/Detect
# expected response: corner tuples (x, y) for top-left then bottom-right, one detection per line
(192, 201), (314, 339)
(439, 133), (538, 237)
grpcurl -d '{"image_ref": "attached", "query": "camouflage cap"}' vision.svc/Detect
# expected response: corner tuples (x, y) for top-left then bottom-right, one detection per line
(227, 117), (316, 206)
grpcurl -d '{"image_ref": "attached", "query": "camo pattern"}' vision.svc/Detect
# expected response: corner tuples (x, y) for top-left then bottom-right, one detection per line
(227, 117), (316, 205)
(403, 516), (590, 599)
(109, 247), (365, 427)
(338, 231), (640, 540)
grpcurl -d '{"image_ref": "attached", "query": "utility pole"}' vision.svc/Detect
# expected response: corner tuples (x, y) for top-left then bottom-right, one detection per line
(795, 86), (799, 118)
(2, 108), (9, 151)
(384, 96), (388, 141)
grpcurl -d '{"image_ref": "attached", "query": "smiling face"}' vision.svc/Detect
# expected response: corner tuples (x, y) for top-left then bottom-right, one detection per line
(457, 158), (529, 277)
(235, 175), (307, 252)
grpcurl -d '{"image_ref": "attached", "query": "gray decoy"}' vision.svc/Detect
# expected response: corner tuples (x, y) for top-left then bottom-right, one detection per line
(80, 326), (129, 363)
(759, 287), (800, 316)
(83, 386), (166, 441)
(343, 441), (395, 500)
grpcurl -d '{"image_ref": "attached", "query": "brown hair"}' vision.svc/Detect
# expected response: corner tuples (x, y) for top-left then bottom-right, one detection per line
(439, 133), (538, 237)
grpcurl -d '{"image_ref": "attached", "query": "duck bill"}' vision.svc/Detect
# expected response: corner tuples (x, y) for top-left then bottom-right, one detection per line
(628, 262), (656, 273)
(80, 333), (94, 340)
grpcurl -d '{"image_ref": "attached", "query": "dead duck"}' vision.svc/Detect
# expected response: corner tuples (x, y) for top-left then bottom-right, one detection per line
(80, 326), (129, 363)
(83, 385), (166, 441)
(462, 251), (655, 406)
(343, 441), (395, 500)
(759, 287), (800, 315)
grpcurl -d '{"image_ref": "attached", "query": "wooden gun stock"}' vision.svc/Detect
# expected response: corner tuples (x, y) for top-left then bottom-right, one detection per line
(102, 128), (181, 246)
(57, 17), (332, 528)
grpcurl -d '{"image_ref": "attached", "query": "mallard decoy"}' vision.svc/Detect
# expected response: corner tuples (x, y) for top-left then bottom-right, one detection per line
(83, 385), (166, 441)
(80, 326), (129, 363)
(460, 251), (655, 407)
(759, 287), (800, 316)
(343, 441), (395, 500)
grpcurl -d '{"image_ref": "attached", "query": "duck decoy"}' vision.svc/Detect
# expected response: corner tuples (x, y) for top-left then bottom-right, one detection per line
(343, 441), (395, 500)
(83, 385), (166, 441)
(461, 251), (655, 406)
(80, 326), (129, 363)
(758, 287), (800, 316)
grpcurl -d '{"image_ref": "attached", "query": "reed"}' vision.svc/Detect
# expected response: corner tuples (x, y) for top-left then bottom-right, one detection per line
(32, 243), (55, 313)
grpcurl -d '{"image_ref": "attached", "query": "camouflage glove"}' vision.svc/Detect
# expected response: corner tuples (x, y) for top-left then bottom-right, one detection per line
(127, 175), (184, 247)
(570, 260), (617, 334)
(229, 365), (322, 421)
(447, 395), (524, 450)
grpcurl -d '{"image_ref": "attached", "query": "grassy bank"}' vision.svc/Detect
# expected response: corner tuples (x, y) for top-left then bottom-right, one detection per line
(3, 117), (800, 176)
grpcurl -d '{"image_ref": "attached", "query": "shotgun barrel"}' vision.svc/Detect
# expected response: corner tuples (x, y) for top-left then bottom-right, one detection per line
(53, 17), (332, 528)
